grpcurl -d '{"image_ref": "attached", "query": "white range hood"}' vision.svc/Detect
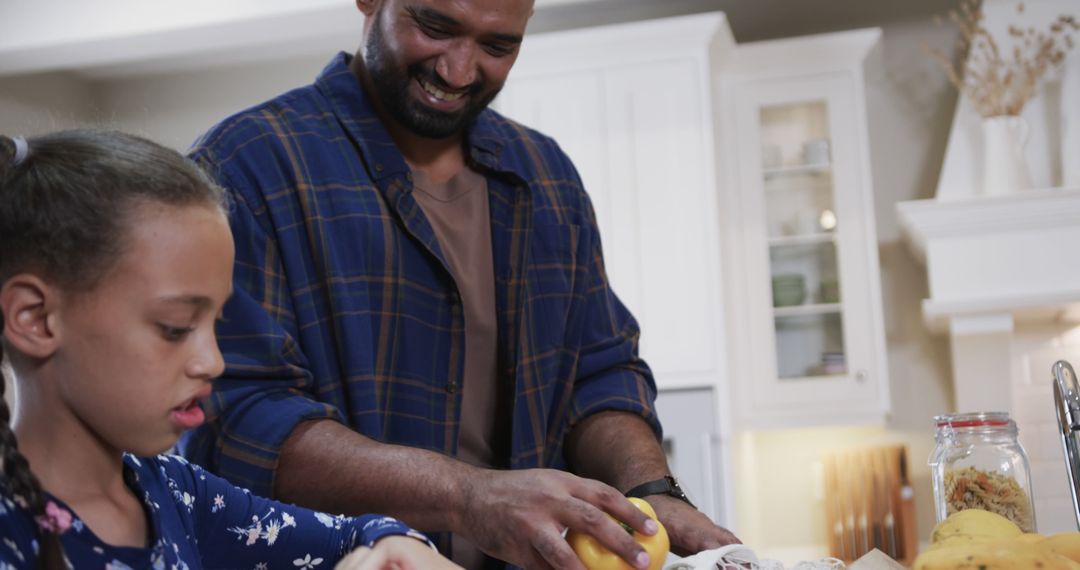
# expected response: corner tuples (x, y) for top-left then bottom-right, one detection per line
(898, 187), (1080, 412)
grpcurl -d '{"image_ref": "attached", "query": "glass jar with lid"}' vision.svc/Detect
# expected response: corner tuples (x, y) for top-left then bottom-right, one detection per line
(928, 412), (1037, 532)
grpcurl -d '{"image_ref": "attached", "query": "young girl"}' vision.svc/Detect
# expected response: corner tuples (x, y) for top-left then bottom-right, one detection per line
(0, 130), (461, 570)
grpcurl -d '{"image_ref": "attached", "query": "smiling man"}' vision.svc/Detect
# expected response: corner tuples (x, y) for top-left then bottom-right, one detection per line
(181, 0), (740, 568)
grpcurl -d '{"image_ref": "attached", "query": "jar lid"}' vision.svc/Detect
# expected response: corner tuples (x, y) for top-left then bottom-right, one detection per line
(934, 411), (1014, 428)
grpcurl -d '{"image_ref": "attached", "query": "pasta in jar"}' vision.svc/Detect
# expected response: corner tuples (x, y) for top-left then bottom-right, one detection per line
(944, 466), (1035, 532)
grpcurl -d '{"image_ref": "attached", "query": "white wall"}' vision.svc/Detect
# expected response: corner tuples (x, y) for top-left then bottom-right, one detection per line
(0, 72), (96, 134)
(93, 55), (331, 150)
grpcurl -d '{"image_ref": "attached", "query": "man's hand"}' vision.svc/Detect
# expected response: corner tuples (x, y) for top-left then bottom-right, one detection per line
(566, 411), (742, 557)
(644, 495), (740, 556)
(459, 468), (660, 570)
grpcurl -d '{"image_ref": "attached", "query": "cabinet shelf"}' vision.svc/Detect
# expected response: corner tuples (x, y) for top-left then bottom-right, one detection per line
(772, 302), (842, 317)
(778, 372), (848, 382)
(763, 163), (832, 179)
(768, 232), (836, 247)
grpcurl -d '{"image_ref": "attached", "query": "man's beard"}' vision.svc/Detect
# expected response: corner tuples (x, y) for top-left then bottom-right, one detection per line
(364, 18), (501, 139)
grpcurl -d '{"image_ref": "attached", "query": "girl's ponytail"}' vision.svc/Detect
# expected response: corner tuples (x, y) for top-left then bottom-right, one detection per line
(0, 134), (66, 569)
(0, 346), (65, 569)
(0, 135), (16, 181)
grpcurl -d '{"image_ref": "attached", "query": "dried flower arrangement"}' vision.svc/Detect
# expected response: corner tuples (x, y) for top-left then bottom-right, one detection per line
(928, 0), (1078, 117)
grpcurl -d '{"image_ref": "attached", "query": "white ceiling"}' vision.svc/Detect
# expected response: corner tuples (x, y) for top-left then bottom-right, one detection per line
(0, 0), (598, 78)
(0, 0), (985, 79)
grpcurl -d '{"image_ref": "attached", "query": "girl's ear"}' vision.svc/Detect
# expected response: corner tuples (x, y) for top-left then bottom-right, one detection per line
(0, 274), (61, 359)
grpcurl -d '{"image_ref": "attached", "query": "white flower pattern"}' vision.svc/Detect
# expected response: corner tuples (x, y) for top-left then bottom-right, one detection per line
(292, 554), (324, 569)
(265, 520), (281, 545)
(228, 506), (300, 548)
(2, 538), (21, 562)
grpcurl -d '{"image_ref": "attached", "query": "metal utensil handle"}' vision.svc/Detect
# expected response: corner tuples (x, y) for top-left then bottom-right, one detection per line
(1053, 360), (1080, 530)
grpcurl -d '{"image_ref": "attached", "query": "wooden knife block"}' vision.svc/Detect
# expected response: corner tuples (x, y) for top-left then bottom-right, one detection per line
(823, 445), (917, 565)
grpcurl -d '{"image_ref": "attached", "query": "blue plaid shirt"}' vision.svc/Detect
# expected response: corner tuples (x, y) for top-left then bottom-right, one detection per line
(179, 52), (659, 535)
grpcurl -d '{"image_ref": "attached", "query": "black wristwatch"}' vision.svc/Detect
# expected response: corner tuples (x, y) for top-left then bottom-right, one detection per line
(625, 475), (695, 509)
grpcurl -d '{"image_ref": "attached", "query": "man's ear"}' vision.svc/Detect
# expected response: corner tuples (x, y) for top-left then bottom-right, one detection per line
(356, 0), (379, 18)
(0, 274), (61, 359)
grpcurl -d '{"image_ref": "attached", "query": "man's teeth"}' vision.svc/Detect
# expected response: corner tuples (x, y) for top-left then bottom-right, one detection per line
(421, 79), (464, 102)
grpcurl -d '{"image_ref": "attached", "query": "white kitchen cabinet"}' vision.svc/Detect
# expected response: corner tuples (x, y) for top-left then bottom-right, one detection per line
(496, 13), (735, 393)
(495, 12), (738, 527)
(717, 29), (890, 429)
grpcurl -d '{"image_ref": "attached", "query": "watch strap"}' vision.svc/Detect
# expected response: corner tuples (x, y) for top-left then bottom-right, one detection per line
(625, 475), (695, 508)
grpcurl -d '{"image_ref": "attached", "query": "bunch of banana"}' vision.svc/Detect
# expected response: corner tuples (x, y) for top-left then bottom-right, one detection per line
(913, 509), (1080, 569)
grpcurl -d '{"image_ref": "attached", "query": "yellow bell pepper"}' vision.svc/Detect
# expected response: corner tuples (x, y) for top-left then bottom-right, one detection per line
(567, 497), (670, 570)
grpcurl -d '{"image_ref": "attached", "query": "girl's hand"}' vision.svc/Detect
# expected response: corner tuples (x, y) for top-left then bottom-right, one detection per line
(334, 536), (463, 570)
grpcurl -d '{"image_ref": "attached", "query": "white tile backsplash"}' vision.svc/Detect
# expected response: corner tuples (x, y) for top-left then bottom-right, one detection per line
(1020, 431), (1045, 463)
(1037, 423), (1068, 462)
(1012, 389), (1056, 423)
(1031, 463), (1070, 499)
(1012, 335), (1080, 534)
(1035, 496), (1078, 533)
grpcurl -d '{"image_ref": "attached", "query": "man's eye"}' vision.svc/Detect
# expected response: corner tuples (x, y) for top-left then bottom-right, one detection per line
(484, 43), (514, 57)
(159, 324), (194, 342)
(420, 22), (451, 39)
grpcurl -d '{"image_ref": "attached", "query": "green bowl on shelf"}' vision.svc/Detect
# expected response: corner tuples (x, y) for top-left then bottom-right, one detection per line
(772, 274), (806, 307)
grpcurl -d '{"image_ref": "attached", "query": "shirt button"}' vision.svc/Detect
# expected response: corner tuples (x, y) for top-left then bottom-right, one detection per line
(446, 381), (458, 394)
(375, 163), (384, 172)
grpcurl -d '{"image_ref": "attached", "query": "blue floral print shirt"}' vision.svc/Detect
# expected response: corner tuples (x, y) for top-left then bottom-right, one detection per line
(0, 454), (430, 569)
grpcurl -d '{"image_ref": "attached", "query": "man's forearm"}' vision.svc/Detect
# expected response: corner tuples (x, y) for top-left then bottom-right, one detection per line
(564, 410), (670, 492)
(274, 419), (478, 532)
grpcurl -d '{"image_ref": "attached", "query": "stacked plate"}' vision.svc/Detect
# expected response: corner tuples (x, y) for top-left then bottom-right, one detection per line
(821, 352), (846, 374)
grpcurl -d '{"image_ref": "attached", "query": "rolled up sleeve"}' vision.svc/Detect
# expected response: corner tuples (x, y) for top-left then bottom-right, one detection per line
(568, 194), (661, 440)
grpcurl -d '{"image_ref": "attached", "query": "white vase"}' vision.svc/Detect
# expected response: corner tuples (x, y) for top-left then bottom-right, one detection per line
(982, 116), (1032, 197)
(1063, 57), (1080, 188)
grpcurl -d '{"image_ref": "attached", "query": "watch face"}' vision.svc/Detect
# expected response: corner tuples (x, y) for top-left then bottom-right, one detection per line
(666, 476), (694, 507)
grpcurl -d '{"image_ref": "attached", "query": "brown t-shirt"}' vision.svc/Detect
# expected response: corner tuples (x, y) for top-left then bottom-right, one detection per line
(411, 167), (508, 569)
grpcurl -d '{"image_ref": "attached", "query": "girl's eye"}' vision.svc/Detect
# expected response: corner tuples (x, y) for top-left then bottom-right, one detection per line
(159, 324), (194, 342)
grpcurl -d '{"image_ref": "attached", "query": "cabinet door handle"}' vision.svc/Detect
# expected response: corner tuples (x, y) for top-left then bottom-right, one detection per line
(855, 370), (868, 383)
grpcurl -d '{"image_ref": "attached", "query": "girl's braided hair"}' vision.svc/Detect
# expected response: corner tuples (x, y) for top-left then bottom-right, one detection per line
(0, 130), (226, 568)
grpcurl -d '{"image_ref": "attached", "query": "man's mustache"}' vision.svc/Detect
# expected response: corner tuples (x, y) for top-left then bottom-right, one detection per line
(409, 64), (483, 96)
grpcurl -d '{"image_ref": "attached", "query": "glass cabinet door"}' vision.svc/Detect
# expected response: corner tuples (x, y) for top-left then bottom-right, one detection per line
(759, 100), (847, 381)
(732, 72), (885, 418)
(725, 36), (889, 427)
